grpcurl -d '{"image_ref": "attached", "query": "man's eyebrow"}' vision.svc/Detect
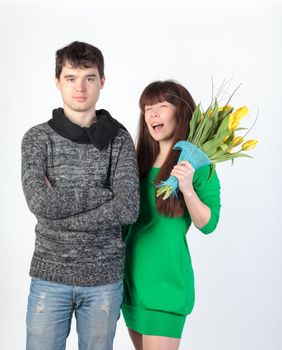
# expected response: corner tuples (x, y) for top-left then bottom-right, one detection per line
(63, 73), (97, 78)
(63, 74), (76, 78)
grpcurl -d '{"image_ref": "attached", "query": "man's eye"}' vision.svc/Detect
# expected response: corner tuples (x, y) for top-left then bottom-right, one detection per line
(67, 78), (75, 82)
(87, 77), (95, 82)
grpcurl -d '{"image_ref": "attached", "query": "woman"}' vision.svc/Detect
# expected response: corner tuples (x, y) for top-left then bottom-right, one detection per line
(122, 80), (221, 350)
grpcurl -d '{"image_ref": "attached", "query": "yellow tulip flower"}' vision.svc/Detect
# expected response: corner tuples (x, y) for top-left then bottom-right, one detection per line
(242, 140), (258, 150)
(232, 136), (244, 147)
(218, 105), (232, 112)
(228, 114), (239, 131)
(233, 106), (249, 123)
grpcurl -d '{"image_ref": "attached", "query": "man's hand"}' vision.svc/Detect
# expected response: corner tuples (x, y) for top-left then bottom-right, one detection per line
(45, 176), (52, 188)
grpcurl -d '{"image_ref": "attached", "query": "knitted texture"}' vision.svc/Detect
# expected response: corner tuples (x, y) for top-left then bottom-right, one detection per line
(22, 122), (139, 286)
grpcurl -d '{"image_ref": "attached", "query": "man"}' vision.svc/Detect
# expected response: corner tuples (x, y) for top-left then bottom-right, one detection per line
(21, 41), (139, 350)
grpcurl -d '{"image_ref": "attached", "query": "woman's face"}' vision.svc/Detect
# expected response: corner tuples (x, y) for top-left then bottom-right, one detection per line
(144, 101), (177, 143)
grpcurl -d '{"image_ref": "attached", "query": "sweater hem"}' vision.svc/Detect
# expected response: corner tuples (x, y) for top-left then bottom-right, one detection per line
(30, 257), (124, 287)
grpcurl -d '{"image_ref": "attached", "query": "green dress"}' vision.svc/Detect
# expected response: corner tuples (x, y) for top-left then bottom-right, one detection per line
(122, 165), (221, 338)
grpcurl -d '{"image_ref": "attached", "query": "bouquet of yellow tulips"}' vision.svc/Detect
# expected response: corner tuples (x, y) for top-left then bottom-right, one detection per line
(156, 94), (258, 200)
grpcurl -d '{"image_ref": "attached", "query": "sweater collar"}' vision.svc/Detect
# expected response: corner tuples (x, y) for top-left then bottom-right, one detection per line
(48, 108), (125, 150)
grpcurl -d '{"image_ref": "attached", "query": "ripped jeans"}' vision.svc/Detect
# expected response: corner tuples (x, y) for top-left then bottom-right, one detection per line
(26, 278), (123, 350)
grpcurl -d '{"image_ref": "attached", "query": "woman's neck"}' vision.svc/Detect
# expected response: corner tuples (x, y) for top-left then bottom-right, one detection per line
(153, 140), (173, 168)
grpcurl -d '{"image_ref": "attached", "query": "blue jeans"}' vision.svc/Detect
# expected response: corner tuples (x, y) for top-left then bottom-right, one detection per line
(26, 278), (123, 350)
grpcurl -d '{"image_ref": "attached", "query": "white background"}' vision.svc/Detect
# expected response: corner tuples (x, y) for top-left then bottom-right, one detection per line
(1, 0), (281, 349)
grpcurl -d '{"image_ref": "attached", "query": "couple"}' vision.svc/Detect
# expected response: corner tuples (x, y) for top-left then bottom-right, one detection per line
(22, 41), (221, 350)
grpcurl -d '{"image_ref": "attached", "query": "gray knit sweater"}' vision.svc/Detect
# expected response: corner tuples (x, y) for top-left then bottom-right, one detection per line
(22, 120), (139, 286)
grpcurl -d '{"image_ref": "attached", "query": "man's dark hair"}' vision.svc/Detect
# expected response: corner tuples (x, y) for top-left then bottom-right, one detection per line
(55, 41), (104, 79)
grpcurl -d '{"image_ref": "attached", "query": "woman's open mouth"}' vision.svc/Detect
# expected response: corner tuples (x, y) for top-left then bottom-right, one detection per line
(152, 123), (164, 131)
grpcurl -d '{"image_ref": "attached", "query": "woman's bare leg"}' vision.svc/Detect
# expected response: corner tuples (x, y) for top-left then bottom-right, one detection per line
(143, 335), (180, 350)
(128, 328), (143, 350)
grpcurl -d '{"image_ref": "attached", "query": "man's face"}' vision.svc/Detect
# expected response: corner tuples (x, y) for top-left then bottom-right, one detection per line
(56, 63), (105, 116)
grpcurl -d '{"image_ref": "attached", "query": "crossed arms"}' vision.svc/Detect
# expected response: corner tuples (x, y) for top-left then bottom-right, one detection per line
(21, 127), (140, 229)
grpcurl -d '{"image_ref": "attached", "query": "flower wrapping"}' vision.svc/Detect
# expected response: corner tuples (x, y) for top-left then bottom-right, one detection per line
(156, 141), (211, 199)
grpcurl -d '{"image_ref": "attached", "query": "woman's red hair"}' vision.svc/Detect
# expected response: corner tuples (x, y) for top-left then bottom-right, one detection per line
(136, 80), (196, 217)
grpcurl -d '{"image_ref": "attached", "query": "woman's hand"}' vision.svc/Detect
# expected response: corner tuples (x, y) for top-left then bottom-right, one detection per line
(172, 161), (211, 228)
(170, 160), (195, 196)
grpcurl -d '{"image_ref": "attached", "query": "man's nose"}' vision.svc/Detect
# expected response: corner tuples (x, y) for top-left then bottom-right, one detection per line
(76, 79), (86, 91)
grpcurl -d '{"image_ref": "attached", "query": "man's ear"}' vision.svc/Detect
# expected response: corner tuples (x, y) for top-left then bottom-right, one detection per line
(55, 78), (60, 90)
(100, 76), (105, 89)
